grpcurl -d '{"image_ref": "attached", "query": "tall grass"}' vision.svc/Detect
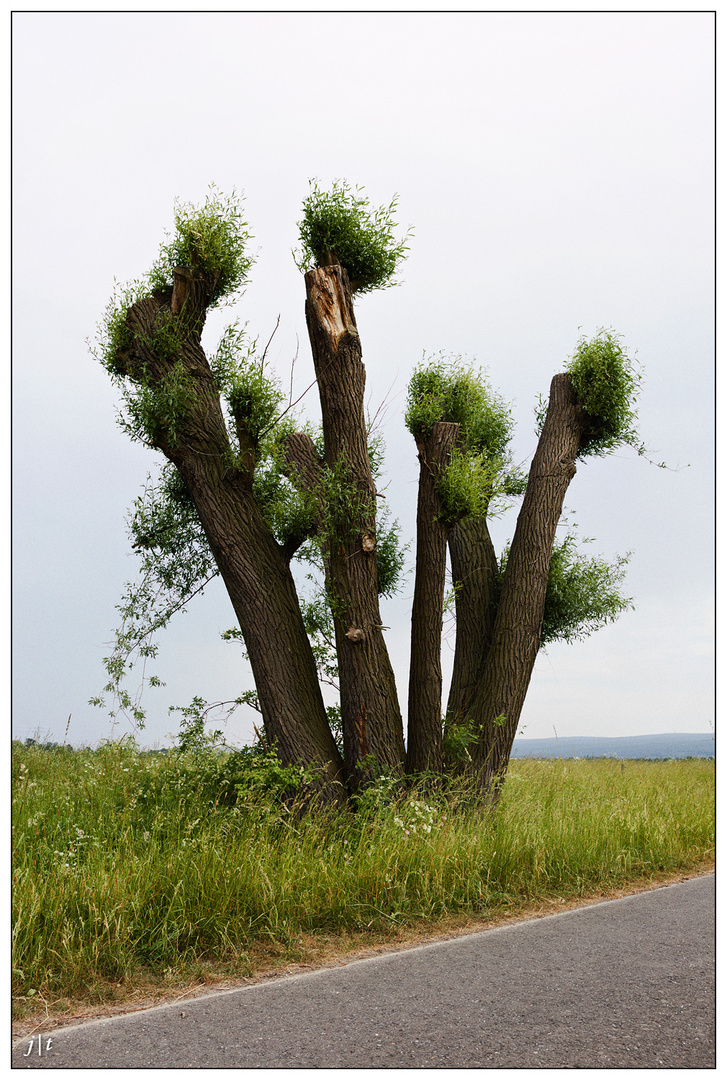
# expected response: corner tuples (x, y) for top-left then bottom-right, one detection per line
(12, 741), (714, 1012)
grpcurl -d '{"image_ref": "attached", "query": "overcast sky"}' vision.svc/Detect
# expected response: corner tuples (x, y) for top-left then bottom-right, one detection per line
(12, 10), (714, 750)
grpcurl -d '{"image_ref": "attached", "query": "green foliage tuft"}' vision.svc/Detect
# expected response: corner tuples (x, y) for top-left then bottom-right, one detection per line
(374, 507), (407, 598)
(95, 192), (253, 378)
(318, 455), (373, 546)
(540, 534), (633, 645)
(407, 357), (518, 523)
(405, 356), (513, 459)
(295, 179), (412, 294)
(228, 370), (284, 449)
(121, 360), (198, 450)
(148, 187), (254, 309)
(435, 448), (496, 523)
(442, 716), (479, 764)
(93, 191), (254, 456)
(300, 592), (339, 690)
(93, 279), (148, 375)
(211, 324), (285, 450)
(565, 330), (643, 458)
(497, 531), (633, 648)
(253, 447), (317, 549)
(209, 321), (248, 391)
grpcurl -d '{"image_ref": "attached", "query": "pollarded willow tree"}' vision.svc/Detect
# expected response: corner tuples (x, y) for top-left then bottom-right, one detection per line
(94, 181), (640, 801)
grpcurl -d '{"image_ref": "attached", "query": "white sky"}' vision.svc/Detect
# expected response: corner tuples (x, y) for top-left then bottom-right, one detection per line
(11, 9), (714, 749)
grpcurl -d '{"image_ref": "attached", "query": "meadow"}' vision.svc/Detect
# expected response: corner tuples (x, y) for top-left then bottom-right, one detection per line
(12, 739), (714, 1022)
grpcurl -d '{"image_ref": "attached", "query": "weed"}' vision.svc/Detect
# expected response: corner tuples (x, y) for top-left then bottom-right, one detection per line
(12, 743), (714, 1014)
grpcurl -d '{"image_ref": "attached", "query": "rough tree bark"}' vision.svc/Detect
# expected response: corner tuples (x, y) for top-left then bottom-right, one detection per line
(406, 421), (459, 774)
(445, 515), (500, 733)
(116, 267), (344, 793)
(302, 265), (405, 785)
(467, 373), (586, 793)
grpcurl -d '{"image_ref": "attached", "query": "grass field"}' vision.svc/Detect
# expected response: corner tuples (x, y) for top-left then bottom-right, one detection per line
(12, 740), (714, 1024)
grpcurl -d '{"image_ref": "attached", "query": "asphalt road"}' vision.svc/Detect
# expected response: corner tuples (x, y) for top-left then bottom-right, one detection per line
(13, 874), (714, 1069)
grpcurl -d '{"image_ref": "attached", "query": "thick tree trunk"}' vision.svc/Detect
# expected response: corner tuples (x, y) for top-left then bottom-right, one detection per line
(406, 422), (459, 774)
(468, 373), (585, 794)
(445, 516), (500, 732)
(174, 457), (344, 790)
(117, 272), (344, 794)
(303, 265), (405, 785)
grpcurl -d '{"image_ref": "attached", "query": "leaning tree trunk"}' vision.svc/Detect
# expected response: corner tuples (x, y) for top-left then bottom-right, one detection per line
(116, 268), (344, 794)
(406, 421), (459, 774)
(445, 515), (500, 733)
(468, 373), (586, 796)
(302, 265), (405, 785)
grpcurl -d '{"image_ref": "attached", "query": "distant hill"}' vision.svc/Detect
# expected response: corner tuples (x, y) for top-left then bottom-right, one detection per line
(510, 732), (714, 760)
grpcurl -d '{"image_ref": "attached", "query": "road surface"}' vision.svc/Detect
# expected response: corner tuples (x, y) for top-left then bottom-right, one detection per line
(13, 873), (714, 1069)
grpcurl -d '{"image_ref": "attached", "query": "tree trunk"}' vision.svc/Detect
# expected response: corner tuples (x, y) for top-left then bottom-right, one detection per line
(406, 421), (459, 774)
(469, 373), (585, 794)
(303, 265), (405, 785)
(445, 516), (500, 732)
(174, 457), (344, 791)
(118, 272), (344, 794)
